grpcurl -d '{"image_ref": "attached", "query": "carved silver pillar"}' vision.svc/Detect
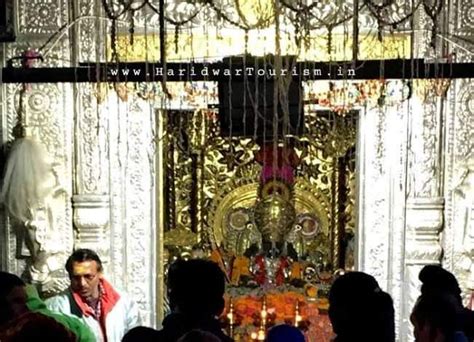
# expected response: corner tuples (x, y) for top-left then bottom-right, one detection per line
(444, 77), (474, 303)
(69, 0), (111, 276)
(405, 199), (444, 265)
(400, 93), (445, 340)
(155, 109), (165, 327)
(72, 0), (106, 63)
(72, 195), (110, 262)
(71, 0), (109, 251)
(403, 198), (444, 338)
(357, 100), (410, 340)
(72, 81), (111, 266)
(443, 0), (474, 303)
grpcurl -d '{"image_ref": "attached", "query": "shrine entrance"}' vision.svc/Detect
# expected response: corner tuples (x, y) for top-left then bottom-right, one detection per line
(157, 79), (359, 339)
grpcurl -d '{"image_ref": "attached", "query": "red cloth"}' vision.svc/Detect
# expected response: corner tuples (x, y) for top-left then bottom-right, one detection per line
(255, 144), (300, 168)
(255, 144), (300, 185)
(71, 278), (121, 341)
(254, 256), (289, 286)
(255, 255), (267, 285)
(275, 257), (289, 286)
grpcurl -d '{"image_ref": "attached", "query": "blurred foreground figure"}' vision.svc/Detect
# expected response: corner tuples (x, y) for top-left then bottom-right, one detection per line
(328, 272), (395, 342)
(0, 271), (93, 341)
(177, 329), (222, 342)
(0, 311), (77, 342)
(265, 324), (305, 342)
(416, 265), (473, 341)
(124, 259), (233, 342)
(411, 293), (468, 342)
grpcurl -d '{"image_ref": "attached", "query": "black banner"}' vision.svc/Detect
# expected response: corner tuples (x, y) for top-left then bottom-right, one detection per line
(1, 59), (473, 83)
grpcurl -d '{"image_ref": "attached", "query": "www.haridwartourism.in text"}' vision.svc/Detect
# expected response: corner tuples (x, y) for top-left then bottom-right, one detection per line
(109, 66), (356, 78)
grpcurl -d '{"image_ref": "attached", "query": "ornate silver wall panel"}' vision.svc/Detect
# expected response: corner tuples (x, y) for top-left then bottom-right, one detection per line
(407, 96), (443, 199)
(356, 102), (410, 340)
(356, 89), (452, 341)
(0, 0), (73, 292)
(57, 83), (158, 325)
(357, 106), (389, 281)
(4, 39), (70, 67)
(102, 94), (156, 326)
(4, 79), (74, 288)
(453, 0), (474, 38)
(1, 83), (20, 274)
(72, 84), (157, 325)
(0, 39), (16, 271)
(74, 84), (108, 195)
(123, 98), (156, 326)
(0, 0), (472, 339)
(443, 77), (474, 304)
(0, 81), (74, 289)
(443, 81), (457, 273)
(73, 0), (107, 62)
(0, 57), (7, 271)
(397, 92), (445, 341)
(403, 198), (444, 340)
(18, 0), (68, 36)
(384, 104), (410, 341)
(72, 194), (111, 260)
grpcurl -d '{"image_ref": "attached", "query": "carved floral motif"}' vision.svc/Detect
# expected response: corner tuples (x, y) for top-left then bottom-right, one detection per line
(18, 0), (68, 35)
(445, 78), (474, 304)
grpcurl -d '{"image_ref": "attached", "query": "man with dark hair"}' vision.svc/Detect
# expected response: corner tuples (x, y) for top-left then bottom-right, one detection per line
(124, 258), (233, 342)
(0, 271), (94, 341)
(46, 248), (140, 342)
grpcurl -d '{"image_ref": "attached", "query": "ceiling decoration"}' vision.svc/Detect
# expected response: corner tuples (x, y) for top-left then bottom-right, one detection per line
(100, 0), (445, 62)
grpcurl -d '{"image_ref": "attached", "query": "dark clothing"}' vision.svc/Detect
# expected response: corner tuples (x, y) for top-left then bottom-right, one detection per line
(123, 313), (233, 342)
(460, 308), (474, 341)
(156, 313), (233, 342)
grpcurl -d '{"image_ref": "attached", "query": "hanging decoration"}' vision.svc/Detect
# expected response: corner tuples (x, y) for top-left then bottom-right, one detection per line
(1, 50), (51, 224)
(305, 79), (412, 113)
(98, 0), (445, 65)
(0, 50), (68, 289)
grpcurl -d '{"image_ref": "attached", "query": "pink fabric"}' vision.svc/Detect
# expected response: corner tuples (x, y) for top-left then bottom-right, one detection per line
(23, 49), (40, 68)
(261, 166), (294, 185)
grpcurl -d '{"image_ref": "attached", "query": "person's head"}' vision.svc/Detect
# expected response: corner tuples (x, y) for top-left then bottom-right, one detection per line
(411, 293), (461, 342)
(167, 259), (226, 318)
(122, 326), (158, 342)
(419, 265), (462, 305)
(65, 249), (103, 301)
(329, 272), (395, 342)
(0, 311), (76, 342)
(0, 272), (28, 325)
(177, 329), (221, 342)
(266, 324), (305, 342)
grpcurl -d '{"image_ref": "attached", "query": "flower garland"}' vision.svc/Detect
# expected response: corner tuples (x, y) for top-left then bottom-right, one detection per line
(221, 288), (333, 341)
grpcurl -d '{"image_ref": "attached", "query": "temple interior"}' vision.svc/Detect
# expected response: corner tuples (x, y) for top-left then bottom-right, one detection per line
(0, 0), (473, 341)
